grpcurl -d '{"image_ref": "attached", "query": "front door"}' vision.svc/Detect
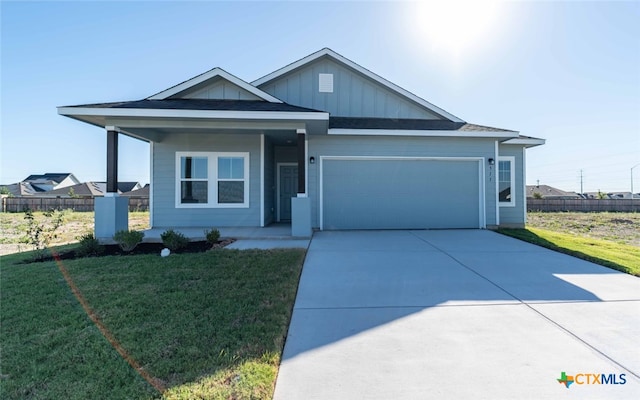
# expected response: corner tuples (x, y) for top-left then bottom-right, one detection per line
(279, 164), (298, 221)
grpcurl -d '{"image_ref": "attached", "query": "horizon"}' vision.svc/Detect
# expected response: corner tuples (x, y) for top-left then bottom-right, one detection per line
(1, 1), (639, 193)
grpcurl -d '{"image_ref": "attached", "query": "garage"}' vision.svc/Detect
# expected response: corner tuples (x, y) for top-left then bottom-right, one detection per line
(321, 157), (484, 230)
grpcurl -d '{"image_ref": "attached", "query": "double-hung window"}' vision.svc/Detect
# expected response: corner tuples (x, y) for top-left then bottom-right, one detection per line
(176, 152), (249, 208)
(498, 156), (515, 206)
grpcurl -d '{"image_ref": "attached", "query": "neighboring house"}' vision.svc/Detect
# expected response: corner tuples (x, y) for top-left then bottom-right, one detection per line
(59, 48), (544, 238)
(605, 192), (637, 200)
(526, 185), (581, 199)
(39, 182), (109, 197)
(23, 173), (80, 192)
(583, 191), (611, 200)
(118, 182), (143, 193)
(0, 182), (40, 197)
(121, 184), (149, 197)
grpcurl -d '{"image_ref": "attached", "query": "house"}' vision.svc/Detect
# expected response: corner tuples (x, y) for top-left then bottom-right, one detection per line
(23, 173), (80, 192)
(607, 192), (638, 200)
(117, 182), (143, 193)
(121, 184), (149, 197)
(526, 185), (581, 199)
(58, 48), (544, 239)
(39, 182), (109, 197)
(0, 182), (40, 197)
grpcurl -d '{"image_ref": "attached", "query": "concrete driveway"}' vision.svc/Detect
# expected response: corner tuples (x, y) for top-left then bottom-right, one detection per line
(273, 230), (640, 400)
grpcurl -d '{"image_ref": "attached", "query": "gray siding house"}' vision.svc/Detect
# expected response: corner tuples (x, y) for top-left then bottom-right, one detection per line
(59, 48), (544, 238)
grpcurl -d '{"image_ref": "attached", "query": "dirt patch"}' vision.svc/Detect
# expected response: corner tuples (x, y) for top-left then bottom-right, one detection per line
(527, 212), (640, 247)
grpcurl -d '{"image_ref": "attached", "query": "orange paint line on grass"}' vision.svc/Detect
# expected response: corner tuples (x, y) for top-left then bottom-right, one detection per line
(50, 248), (166, 394)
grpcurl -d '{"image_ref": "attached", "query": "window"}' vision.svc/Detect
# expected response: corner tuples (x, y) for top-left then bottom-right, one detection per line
(176, 152), (249, 208)
(498, 156), (515, 206)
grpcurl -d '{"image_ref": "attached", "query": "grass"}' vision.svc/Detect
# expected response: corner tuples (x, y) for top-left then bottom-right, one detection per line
(526, 211), (640, 247)
(1, 245), (306, 399)
(498, 227), (640, 277)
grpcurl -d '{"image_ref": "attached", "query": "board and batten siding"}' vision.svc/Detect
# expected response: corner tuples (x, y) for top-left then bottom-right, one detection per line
(498, 144), (526, 227)
(257, 57), (442, 120)
(307, 135), (498, 228)
(180, 78), (262, 101)
(152, 133), (262, 227)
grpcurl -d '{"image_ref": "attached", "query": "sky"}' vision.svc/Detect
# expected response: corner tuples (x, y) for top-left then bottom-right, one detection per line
(1, 0), (639, 193)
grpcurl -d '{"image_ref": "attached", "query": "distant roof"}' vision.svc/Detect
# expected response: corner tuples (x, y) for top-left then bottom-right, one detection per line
(24, 173), (76, 184)
(1, 182), (39, 196)
(527, 185), (580, 198)
(117, 182), (141, 193)
(42, 182), (107, 197)
(61, 99), (323, 113)
(121, 184), (149, 197)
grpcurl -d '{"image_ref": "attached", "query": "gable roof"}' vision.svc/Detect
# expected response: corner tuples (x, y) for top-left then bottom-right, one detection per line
(24, 173), (77, 184)
(147, 67), (282, 103)
(527, 185), (580, 199)
(252, 48), (464, 123)
(41, 182), (108, 197)
(1, 182), (39, 196)
(117, 182), (142, 193)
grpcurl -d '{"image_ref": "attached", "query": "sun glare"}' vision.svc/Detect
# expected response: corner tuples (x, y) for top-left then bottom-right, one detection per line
(408, 1), (504, 61)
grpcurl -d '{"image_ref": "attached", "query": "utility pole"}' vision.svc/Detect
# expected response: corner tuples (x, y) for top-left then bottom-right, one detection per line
(580, 169), (584, 195)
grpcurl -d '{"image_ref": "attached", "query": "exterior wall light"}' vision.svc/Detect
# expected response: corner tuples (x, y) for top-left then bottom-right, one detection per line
(488, 158), (495, 165)
(309, 156), (315, 164)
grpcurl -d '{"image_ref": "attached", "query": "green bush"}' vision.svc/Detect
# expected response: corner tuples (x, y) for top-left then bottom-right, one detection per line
(160, 229), (189, 252)
(204, 228), (221, 245)
(75, 233), (104, 257)
(113, 230), (144, 252)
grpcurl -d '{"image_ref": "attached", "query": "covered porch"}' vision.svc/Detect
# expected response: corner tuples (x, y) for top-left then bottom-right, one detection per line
(58, 99), (329, 241)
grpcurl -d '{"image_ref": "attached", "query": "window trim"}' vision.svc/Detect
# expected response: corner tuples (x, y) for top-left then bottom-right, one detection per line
(498, 156), (516, 207)
(175, 151), (250, 208)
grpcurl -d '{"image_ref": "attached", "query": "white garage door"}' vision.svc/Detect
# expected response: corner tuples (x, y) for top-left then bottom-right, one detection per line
(321, 158), (484, 230)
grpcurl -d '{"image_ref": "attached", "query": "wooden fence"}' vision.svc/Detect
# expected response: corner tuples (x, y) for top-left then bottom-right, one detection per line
(1, 196), (149, 213)
(527, 199), (640, 212)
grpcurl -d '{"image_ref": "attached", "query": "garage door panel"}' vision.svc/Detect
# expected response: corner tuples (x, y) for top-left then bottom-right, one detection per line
(322, 159), (481, 229)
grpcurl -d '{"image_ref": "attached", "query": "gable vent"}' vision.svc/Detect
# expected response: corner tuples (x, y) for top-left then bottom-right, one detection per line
(319, 73), (334, 93)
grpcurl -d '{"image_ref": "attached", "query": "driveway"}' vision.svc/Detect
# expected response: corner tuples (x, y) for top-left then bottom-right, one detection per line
(273, 230), (640, 400)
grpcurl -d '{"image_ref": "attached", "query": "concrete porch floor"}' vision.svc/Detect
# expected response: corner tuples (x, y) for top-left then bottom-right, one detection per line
(140, 224), (311, 249)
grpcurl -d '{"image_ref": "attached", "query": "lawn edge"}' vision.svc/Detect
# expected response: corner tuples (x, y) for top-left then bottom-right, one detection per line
(496, 227), (639, 277)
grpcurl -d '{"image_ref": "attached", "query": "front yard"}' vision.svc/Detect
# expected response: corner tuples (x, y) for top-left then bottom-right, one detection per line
(0, 246), (305, 399)
(500, 212), (640, 277)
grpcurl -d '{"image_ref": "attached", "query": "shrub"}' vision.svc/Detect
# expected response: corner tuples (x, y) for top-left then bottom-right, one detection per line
(204, 228), (221, 245)
(113, 230), (144, 252)
(160, 229), (189, 252)
(75, 233), (104, 257)
(21, 208), (65, 260)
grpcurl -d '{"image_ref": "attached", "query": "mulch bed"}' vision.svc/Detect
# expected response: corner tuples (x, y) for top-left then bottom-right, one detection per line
(25, 239), (236, 263)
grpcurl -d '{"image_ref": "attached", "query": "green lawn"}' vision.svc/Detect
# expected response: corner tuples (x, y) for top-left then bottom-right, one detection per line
(1, 246), (305, 399)
(498, 227), (640, 277)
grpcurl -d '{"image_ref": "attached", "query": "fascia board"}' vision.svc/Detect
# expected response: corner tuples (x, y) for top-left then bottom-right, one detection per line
(58, 106), (329, 121)
(502, 138), (546, 147)
(252, 48), (465, 123)
(147, 67), (283, 103)
(328, 128), (517, 139)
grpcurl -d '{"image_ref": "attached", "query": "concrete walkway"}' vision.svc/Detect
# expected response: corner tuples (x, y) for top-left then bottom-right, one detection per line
(273, 230), (640, 399)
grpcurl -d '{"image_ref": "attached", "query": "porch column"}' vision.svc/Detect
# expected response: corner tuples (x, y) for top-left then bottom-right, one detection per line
(95, 126), (128, 241)
(297, 129), (306, 195)
(106, 129), (118, 193)
(291, 128), (311, 237)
